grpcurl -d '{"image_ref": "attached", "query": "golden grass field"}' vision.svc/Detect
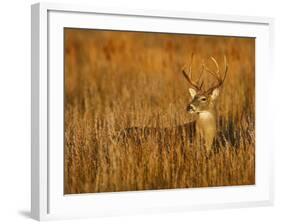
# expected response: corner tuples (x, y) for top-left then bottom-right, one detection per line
(64, 28), (255, 194)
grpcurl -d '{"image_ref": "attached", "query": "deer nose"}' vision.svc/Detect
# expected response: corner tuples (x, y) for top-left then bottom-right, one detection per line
(187, 104), (195, 112)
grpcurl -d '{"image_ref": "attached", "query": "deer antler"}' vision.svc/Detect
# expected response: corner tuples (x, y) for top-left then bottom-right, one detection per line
(205, 55), (228, 94)
(182, 53), (205, 91)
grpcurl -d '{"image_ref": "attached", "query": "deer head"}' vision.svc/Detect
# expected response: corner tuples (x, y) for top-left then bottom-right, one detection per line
(182, 53), (228, 114)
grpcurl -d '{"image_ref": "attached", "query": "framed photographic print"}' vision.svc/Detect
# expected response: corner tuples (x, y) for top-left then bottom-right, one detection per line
(31, 2), (274, 221)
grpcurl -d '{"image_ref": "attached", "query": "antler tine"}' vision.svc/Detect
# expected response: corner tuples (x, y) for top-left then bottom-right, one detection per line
(223, 55), (228, 81)
(197, 62), (205, 90)
(210, 56), (220, 74)
(182, 53), (202, 90)
(205, 55), (228, 94)
(204, 56), (219, 78)
(218, 54), (228, 85)
(199, 80), (204, 89)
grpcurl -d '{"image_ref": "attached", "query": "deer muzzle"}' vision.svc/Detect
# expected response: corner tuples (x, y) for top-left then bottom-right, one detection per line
(187, 104), (196, 113)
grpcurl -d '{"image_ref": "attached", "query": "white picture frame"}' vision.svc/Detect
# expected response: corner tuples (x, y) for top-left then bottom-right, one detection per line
(31, 2), (274, 221)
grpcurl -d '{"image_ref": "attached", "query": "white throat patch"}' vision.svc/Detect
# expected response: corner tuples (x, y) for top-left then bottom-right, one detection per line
(198, 111), (214, 121)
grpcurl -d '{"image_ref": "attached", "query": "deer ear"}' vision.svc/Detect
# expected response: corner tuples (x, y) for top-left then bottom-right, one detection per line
(211, 88), (220, 100)
(189, 88), (197, 99)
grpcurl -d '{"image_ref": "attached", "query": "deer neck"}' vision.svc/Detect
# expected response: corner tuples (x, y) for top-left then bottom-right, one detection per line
(196, 110), (216, 138)
(194, 110), (216, 151)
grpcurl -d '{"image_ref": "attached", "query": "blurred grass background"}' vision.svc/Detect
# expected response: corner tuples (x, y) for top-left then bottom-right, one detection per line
(64, 28), (255, 194)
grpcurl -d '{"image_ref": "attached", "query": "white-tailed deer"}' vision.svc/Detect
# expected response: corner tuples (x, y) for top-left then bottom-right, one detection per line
(182, 54), (228, 151)
(116, 54), (228, 152)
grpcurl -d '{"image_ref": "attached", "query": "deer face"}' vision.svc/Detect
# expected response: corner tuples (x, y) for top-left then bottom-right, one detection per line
(186, 88), (219, 114)
(181, 54), (228, 114)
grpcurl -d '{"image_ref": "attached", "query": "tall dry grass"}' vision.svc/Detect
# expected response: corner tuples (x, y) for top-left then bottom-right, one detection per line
(64, 29), (255, 194)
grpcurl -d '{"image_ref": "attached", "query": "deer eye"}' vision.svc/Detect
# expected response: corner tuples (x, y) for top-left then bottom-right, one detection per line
(201, 97), (207, 101)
